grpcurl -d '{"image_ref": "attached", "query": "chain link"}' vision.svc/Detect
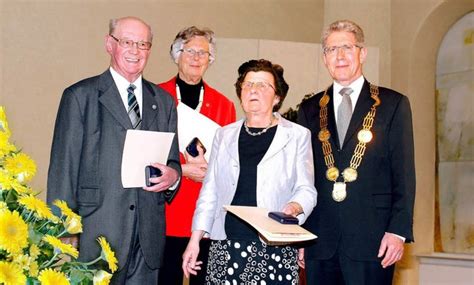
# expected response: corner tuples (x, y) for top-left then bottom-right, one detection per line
(317, 84), (380, 183)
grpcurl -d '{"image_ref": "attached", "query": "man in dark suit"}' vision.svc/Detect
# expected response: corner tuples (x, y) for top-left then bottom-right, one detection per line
(298, 20), (415, 284)
(47, 16), (181, 284)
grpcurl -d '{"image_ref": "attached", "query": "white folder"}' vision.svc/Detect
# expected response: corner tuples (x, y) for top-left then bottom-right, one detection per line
(121, 129), (175, 188)
(177, 103), (220, 161)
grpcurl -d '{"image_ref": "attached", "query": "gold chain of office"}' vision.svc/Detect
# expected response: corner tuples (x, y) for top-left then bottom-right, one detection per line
(317, 84), (381, 202)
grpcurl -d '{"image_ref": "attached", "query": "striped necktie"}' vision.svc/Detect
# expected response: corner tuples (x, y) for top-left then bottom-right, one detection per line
(127, 84), (142, 129)
(337, 87), (354, 146)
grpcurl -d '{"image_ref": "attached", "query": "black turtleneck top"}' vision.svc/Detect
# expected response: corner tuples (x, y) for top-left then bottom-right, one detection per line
(225, 125), (278, 241)
(176, 75), (203, 110)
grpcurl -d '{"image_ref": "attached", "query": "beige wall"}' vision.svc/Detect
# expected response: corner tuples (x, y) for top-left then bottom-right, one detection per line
(391, 1), (474, 284)
(1, 0), (473, 284)
(323, 0), (392, 86)
(0, 0), (325, 197)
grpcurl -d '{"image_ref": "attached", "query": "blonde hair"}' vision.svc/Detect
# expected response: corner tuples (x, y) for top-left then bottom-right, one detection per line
(321, 20), (364, 48)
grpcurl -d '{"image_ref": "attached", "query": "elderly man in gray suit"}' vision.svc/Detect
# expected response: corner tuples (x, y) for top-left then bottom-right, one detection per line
(47, 16), (181, 284)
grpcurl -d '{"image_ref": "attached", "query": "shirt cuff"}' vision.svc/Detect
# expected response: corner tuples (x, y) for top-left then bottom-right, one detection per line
(388, 232), (406, 242)
(168, 177), (181, 191)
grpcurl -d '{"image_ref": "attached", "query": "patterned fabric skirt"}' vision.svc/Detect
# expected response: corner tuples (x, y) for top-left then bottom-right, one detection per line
(205, 239), (299, 285)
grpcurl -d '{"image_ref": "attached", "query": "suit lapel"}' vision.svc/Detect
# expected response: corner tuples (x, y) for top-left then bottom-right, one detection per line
(343, 80), (373, 146)
(326, 85), (340, 149)
(141, 80), (159, 130)
(98, 70), (132, 130)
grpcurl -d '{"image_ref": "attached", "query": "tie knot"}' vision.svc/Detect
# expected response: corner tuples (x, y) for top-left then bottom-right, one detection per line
(339, 87), (353, 97)
(128, 84), (136, 93)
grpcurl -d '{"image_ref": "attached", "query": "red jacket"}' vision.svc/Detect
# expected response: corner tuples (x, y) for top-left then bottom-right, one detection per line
(159, 76), (236, 237)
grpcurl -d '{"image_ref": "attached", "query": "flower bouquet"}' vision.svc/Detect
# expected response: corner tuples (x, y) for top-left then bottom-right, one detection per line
(0, 107), (117, 285)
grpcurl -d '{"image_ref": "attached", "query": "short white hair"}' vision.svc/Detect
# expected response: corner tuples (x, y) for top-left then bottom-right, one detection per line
(170, 26), (216, 64)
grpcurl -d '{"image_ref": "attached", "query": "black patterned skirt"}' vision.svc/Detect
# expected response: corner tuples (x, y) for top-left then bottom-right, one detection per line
(205, 239), (299, 284)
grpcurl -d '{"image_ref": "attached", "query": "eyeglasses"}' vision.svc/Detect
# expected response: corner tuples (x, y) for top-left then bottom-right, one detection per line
(109, 35), (152, 50)
(180, 48), (210, 59)
(241, 81), (276, 92)
(323, 44), (361, 56)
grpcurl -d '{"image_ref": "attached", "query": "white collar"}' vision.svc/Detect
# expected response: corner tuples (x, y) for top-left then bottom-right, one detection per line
(109, 67), (143, 112)
(332, 75), (365, 113)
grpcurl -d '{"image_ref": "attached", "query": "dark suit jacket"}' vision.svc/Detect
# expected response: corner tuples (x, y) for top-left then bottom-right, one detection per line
(298, 80), (415, 261)
(47, 70), (181, 270)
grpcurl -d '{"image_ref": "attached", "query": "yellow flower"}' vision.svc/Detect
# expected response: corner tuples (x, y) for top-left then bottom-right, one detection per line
(65, 215), (83, 234)
(30, 244), (41, 259)
(53, 200), (75, 217)
(53, 200), (83, 234)
(38, 268), (70, 285)
(18, 194), (55, 220)
(0, 261), (26, 285)
(43, 235), (79, 258)
(50, 215), (61, 224)
(93, 270), (113, 285)
(97, 237), (118, 273)
(11, 180), (33, 194)
(0, 132), (15, 157)
(0, 107), (10, 134)
(0, 201), (7, 212)
(0, 170), (16, 190)
(29, 261), (39, 277)
(4, 152), (36, 182)
(12, 254), (30, 271)
(0, 210), (28, 254)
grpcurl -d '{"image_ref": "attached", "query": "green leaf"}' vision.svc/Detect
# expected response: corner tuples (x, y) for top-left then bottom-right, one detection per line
(26, 277), (40, 285)
(68, 267), (88, 284)
(28, 224), (43, 244)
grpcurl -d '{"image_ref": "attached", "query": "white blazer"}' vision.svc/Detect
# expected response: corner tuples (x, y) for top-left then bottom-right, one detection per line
(192, 113), (317, 240)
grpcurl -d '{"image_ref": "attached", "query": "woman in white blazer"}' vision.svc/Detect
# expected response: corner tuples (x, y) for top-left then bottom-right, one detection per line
(182, 59), (317, 284)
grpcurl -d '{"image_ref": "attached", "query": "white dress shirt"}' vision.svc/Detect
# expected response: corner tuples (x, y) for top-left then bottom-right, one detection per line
(332, 75), (365, 124)
(109, 67), (143, 115)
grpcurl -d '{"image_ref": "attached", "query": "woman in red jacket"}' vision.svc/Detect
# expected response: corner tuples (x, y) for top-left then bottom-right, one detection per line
(158, 26), (236, 285)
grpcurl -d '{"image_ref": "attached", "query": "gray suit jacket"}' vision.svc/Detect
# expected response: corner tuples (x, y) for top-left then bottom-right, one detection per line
(47, 70), (181, 270)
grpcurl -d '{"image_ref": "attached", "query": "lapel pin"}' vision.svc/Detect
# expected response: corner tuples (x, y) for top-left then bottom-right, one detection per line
(152, 104), (157, 110)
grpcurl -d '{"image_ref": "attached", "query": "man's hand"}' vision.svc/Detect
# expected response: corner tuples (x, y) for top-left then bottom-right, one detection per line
(378, 232), (404, 268)
(143, 163), (179, 192)
(60, 235), (79, 248)
(183, 145), (208, 182)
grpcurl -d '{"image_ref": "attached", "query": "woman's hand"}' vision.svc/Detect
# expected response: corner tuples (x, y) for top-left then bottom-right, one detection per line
(183, 145), (208, 182)
(297, 248), (305, 268)
(282, 201), (303, 217)
(182, 231), (205, 278)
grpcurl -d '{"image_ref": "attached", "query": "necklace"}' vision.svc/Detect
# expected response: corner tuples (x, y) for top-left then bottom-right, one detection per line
(318, 84), (380, 202)
(176, 84), (204, 112)
(244, 116), (274, 136)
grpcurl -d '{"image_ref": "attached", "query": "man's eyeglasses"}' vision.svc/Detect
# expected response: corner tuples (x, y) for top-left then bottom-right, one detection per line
(110, 35), (152, 50)
(323, 44), (361, 56)
(241, 81), (276, 92)
(180, 48), (210, 59)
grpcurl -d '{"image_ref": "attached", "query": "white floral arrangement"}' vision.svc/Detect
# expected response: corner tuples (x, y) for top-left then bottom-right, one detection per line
(0, 107), (117, 285)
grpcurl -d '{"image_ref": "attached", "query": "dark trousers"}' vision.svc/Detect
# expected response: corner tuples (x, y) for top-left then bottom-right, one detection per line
(111, 237), (159, 285)
(305, 247), (395, 285)
(158, 236), (211, 285)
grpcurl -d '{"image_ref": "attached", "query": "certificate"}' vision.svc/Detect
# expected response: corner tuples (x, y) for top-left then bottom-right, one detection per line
(121, 129), (175, 188)
(177, 103), (220, 161)
(224, 205), (317, 245)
